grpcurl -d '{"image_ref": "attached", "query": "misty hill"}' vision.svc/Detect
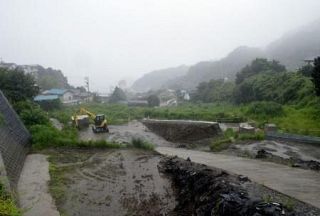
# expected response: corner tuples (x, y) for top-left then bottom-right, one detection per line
(132, 19), (320, 91)
(131, 65), (189, 92)
(166, 47), (265, 89)
(266, 19), (320, 70)
(0, 62), (69, 90)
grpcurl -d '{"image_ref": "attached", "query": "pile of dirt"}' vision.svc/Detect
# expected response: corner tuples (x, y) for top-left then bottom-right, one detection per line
(159, 156), (296, 216)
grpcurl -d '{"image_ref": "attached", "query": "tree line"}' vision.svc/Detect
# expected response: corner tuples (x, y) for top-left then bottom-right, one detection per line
(192, 57), (320, 105)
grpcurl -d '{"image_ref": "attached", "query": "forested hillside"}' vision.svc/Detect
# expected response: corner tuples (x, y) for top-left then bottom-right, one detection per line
(0, 62), (69, 90)
(133, 19), (320, 91)
(131, 65), (189, 92)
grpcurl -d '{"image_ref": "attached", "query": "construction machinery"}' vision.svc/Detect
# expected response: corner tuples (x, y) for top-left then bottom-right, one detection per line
(71, 108), (109, 133)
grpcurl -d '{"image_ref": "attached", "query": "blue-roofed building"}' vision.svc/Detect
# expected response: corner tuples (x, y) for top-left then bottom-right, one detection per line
(35, 88), (78, 105)
(43, 88), (67, 96)
(34, 95), (59, 101)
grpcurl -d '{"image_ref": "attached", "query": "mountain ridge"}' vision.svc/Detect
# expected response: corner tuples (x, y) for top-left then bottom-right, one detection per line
(132, 19), (320, 91)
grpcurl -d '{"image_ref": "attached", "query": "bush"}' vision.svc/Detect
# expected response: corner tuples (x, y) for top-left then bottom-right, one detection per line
(246, 101), (284, 118)
(30, 124), (80, 149)
(36, 99), (61, 111)
(13, 101), (50, 128)
(131, 138), (155, 150)
(210, 138), (232, 152)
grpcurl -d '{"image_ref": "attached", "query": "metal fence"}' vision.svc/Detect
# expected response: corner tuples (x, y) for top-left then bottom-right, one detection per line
(0, 90), (31, 190)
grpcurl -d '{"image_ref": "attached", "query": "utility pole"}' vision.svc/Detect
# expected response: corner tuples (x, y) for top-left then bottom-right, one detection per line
(85, 77), (90, 92)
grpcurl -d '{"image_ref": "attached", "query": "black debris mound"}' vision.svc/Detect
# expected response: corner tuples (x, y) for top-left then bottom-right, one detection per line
(159, 156), (295, 216)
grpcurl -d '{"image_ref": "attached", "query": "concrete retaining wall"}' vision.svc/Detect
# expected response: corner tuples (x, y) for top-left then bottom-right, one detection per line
(0, 90), (31, 190)
(142, 119), (222, 142)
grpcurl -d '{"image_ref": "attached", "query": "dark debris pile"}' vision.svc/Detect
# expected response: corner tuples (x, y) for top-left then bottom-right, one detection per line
(256, 149), (320, 171)
(159, 156), (296, 216)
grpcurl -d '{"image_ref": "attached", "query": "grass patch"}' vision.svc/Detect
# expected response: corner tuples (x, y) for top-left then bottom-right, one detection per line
(77, 140), (122, 148)
(131, 138), (155, 150)
(210, 129), (265, 152)
(30, 124), (122, 150)
(210, 128), (235, 152)
(0, 183), (21, 216)
(210, 138), (232, 152)
(238, 131), (265, 141)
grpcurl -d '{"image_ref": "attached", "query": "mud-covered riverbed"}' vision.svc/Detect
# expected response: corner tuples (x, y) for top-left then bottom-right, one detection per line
(47, 149), (176, 216)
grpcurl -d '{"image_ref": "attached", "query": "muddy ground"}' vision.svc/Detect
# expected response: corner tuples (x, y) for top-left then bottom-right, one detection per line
(78, 120), (176, 147)
(42, 120), (320, 215)
(47, 149), (176, 216)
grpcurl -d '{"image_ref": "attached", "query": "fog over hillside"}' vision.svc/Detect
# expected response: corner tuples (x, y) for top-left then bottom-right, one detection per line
(132, 19), (320, 91)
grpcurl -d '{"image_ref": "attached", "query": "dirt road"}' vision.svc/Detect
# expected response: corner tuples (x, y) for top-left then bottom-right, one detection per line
(156, 146), (320, 209)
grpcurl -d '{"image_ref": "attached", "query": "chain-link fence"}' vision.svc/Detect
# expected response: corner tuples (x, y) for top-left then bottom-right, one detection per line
(0, 90), (31, 190)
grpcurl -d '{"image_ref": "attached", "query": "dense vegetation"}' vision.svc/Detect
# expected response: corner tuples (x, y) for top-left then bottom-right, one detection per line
(234, 71), (315, 104)
(192, 58), (317, 105)
(192, 79), (235, 103)
(312, 57), (320, 96)
(0, 67), (39, 103)
(0, 184), (20, 216)
(109, 86), (127, 102)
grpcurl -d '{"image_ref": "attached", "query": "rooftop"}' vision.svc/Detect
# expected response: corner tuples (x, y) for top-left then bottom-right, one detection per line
(43, 88), (67, 95)
(34, 95), (59, 101)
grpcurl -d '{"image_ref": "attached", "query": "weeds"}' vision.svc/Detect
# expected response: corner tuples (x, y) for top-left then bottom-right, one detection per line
(283, 198), (295, 211)
(210, 138), (232, 152)
(131, 138), (155, 150)
(238, 131), (265, 141)
(210, 129), (265, 152)
(0, 183), (21, 216)
(262, 194), (273, 203)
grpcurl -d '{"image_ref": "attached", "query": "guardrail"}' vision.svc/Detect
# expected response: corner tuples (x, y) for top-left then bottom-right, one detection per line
(266, 131), (320, 145)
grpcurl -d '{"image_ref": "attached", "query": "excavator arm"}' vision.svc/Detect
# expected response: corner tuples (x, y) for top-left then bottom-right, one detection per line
(71, 107), (109, 133)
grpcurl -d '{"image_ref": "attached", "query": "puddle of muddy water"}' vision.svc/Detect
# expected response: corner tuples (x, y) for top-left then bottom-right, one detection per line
(49, 149), (176, 216)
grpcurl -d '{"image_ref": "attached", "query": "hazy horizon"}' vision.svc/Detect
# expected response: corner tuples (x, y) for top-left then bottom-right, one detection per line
(1, 0), (320, 92)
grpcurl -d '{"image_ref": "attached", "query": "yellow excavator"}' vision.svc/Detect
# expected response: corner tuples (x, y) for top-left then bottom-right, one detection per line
(71, 108), (109, 133)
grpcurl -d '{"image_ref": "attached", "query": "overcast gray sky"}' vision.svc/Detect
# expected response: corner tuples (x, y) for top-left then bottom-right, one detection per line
(1, 0), (320, 92)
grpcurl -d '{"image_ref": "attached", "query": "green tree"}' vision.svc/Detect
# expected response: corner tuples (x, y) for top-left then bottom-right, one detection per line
(298, 64), (314, 77)
(192, 79), (235, 103)
(109, 87), (127, 102)
(0, 67), (39, 103)
(235, 58), (286, 84)
(13, 100), (49, 128)
(147, 95), (160, 107)
(311, 57), (320, 96)
(234, 72), (315, 104)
